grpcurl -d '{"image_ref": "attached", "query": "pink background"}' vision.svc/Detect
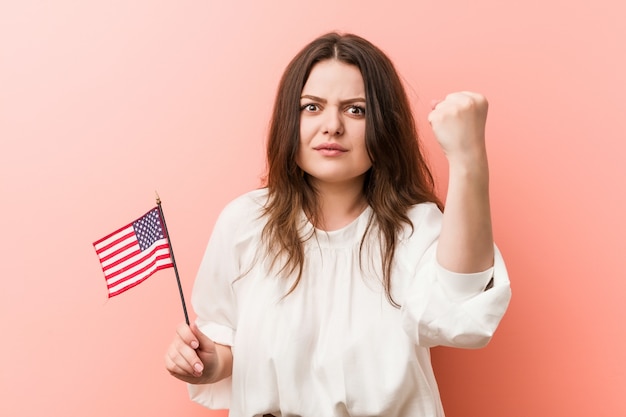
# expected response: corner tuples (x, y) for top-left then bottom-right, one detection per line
(1, 1), (624, 416)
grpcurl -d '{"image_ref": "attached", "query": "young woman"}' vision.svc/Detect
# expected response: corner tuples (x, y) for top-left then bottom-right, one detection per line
(165, 32), (511, 417)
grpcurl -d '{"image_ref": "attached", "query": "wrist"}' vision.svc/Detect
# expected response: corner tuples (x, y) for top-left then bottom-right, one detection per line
(446, 147), (488, 167)
(208, 343), (233, 383)
(447, 156), (489, 182)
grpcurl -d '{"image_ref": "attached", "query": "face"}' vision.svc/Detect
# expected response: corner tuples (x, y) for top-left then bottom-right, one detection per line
(297, 60), (371, 189)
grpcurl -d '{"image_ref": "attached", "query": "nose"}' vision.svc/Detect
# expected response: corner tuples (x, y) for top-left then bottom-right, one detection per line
(322, 109), (344, 136)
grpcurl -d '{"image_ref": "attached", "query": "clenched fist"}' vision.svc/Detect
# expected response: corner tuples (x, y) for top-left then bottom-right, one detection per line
(428, 92), (489, 164)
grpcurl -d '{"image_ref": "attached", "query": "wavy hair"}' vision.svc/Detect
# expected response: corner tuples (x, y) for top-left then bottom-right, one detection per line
(261, 32), (441, 306)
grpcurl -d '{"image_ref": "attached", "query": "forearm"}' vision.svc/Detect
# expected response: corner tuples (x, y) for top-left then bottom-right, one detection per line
(437, 154), (494, 273)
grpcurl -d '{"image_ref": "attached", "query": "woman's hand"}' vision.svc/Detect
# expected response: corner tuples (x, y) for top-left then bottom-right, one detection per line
(428, 91), (489, 165)
(165, 322), (232, 385)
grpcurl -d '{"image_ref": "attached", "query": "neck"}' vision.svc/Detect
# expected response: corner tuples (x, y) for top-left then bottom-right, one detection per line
(307, 176), (368, 231)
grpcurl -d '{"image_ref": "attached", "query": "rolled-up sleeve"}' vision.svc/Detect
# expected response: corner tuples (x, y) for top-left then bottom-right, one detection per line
(398, 203), (511, 349)
(401, 243), (511, 349)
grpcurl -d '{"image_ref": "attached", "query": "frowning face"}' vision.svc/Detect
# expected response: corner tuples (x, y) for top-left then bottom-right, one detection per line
(297, 60), (372, 190)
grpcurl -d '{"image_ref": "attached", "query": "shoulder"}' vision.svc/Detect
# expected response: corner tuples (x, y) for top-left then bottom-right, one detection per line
(220, 188), (268, 219)
(395, 202), (442, 243)
(212, 188), (268, 237)
(407, 201), (441, 215)
(406, 201), (442, 225)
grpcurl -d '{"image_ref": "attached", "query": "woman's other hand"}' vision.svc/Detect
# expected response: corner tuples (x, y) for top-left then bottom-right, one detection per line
(165, 322), (232, 385)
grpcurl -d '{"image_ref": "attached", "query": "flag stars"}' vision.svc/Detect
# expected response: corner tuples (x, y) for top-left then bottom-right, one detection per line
(133, 208), (166, 251)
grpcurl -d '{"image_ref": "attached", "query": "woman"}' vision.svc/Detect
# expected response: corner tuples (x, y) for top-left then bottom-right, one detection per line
(165, 32), (511, 416)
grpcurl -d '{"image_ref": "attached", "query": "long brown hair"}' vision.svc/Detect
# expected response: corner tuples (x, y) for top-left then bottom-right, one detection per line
(262, 32), (441, 306)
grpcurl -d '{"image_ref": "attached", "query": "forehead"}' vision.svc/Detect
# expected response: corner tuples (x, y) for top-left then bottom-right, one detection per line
(301, 60), (365, 97)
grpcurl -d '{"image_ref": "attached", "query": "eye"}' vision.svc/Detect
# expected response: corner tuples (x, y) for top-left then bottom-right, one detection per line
(347, 105), (366, 116)
(300, 103), (320, 112)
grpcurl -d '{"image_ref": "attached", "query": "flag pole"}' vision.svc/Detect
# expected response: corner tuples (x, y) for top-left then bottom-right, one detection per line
(155, 192), (190, 325)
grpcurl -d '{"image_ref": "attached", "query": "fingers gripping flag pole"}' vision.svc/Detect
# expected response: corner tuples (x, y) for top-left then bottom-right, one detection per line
(92, 193), (189, 325)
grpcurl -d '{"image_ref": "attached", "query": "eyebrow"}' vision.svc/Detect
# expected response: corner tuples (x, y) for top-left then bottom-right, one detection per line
(300, 95), (366, 104)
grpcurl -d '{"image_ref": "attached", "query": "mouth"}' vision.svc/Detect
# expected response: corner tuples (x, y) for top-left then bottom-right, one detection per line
(313, 143), (347, 152)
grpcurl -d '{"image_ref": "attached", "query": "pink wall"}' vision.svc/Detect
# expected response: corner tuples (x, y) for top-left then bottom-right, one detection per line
(1, 1), (624, 416)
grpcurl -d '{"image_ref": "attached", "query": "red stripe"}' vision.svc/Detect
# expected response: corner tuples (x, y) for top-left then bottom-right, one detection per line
(95, 230), (135, 255)
(104, 244), (172, 280)
(107, 264), (172, 298)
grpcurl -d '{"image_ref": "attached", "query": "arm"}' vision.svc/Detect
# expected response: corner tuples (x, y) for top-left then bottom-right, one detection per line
(429, 92), (494, 273)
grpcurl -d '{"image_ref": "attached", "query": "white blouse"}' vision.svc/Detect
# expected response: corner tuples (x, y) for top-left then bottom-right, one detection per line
(188, 189), (511, 417)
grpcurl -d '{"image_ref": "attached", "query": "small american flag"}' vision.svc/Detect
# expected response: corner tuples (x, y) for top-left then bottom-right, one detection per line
(93, 207), (173, 297)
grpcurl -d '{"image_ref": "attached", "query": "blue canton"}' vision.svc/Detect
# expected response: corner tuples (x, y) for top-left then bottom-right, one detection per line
(133, 208), (166, 251)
